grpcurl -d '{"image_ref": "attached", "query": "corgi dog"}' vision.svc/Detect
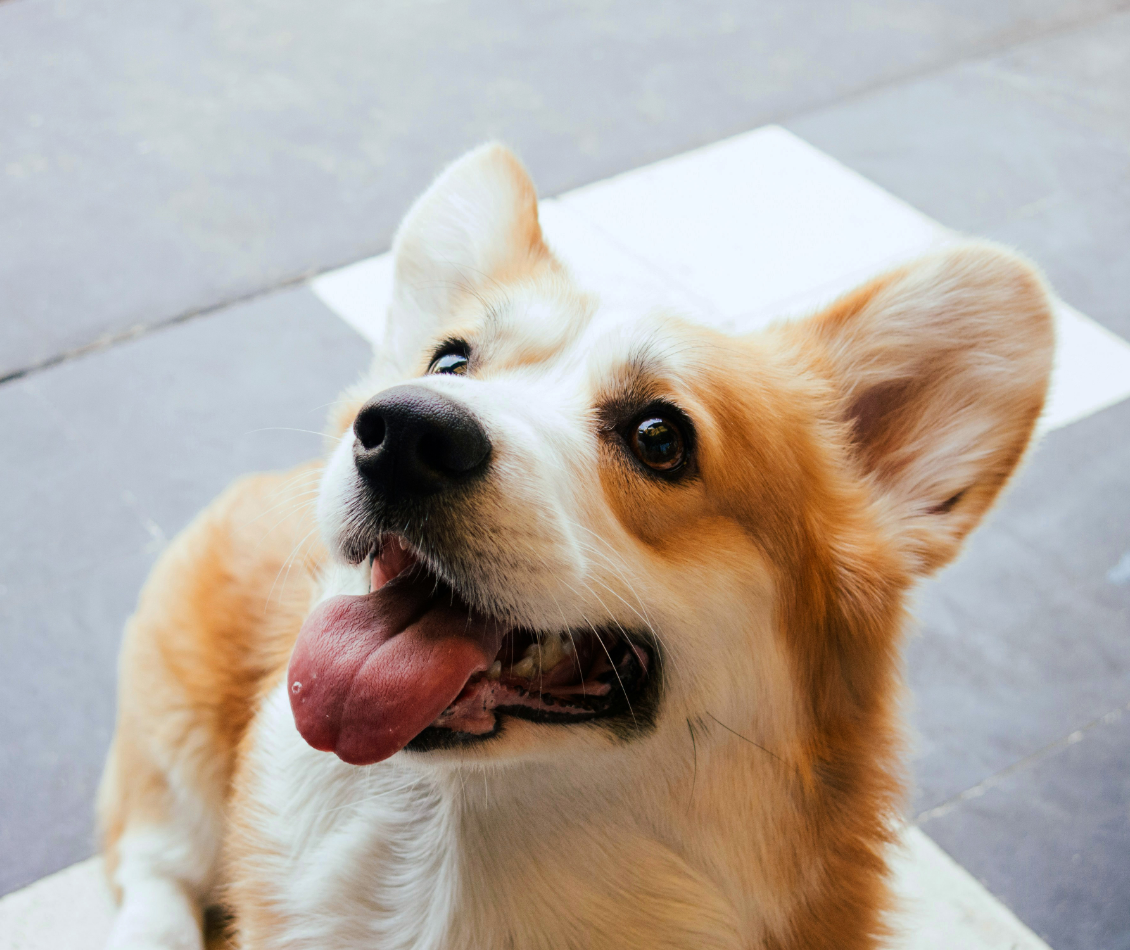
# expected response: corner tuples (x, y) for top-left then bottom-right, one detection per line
(97, 143), (1053, 950)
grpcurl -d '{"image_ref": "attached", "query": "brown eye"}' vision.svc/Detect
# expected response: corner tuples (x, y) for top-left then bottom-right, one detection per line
(630, 416), (686, 472)
(429, 350), (469, 375)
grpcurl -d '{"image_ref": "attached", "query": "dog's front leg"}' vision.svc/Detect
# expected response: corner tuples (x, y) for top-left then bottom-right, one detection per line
(97, 470), (317, 949)
(104, 827), (209, 950)
(99, 726), (220, 950)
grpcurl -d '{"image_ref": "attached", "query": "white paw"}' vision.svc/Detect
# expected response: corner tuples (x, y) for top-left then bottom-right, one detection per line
(106, 922), (203, 950)
(106, 881), (203, 950)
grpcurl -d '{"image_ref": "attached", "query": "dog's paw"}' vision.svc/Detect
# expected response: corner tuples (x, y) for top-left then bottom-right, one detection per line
(105, 926), (203, 950)
(106, 889), (204, 950)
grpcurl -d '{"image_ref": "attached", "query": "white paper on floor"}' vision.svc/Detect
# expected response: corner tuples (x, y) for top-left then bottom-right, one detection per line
(0, 859), (114, 950)
(314, 125), (1130, 438)
(889, 828), (1052, 950)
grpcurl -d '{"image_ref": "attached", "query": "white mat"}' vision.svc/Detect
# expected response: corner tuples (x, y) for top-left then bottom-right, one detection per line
(315, 127), (1130, 436)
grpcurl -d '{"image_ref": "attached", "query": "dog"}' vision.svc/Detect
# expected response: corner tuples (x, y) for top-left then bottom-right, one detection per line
(97, 143), (1054, 949)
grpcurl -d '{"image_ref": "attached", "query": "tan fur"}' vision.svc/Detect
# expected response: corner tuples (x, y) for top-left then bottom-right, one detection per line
(98, 145), (1054, 949)
(98, 466), (323, 928)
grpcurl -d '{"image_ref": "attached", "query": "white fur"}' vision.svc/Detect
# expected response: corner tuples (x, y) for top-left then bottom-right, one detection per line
(238, 683), (751, 949)
(107, 829), (208, 950)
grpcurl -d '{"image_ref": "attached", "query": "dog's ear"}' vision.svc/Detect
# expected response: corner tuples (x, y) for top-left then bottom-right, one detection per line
(383, 143), (549, 367)
(799, 242), (1054, 575)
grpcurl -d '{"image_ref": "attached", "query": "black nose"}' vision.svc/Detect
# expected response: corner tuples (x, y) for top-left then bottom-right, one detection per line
(352, 384), (491, 499)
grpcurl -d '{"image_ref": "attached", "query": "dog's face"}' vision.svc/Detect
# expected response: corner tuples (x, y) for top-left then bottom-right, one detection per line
(292, 145), (1053, 772)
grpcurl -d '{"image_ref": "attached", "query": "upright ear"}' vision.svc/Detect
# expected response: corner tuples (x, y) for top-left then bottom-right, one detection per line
(383, 143), (550, 367)
(800, 242), (1055, 575)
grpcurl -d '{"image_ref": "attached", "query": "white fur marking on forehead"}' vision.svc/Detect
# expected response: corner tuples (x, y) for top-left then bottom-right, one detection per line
(473, 283), (592, 362)
(579, 311), (715, 396)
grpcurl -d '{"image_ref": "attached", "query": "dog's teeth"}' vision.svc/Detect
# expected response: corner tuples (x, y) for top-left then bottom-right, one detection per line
(487, 661), (501, 681)
(538, 636), (565, 670)
(511, 635), (572, 679)
(511, 656), (536, 679)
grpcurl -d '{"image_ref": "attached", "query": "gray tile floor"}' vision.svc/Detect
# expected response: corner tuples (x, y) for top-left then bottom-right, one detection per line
(1, 1), (1126, 946)
(788, 10), (1130, 338)
(787, 22), (1130, 945)
(922, 705), (1130, 950)
(0, 287), (370, 894)
(906, 395), (1130, 812)
(3, 0), (1126, 378)
(906, 400), (1130, 949)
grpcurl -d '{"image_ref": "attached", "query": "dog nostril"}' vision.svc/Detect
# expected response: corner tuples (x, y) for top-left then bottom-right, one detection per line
(416, 432), (449, 473)
(353, 406), (386, 451)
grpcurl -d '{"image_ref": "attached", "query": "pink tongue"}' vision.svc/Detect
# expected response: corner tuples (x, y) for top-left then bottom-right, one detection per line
(287, 572), (504, 765)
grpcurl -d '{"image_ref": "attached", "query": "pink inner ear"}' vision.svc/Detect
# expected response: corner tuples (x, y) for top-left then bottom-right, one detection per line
(929, 490), (966, 515)
(846, 379), (916, 455)
(806, 243), (1053, 573)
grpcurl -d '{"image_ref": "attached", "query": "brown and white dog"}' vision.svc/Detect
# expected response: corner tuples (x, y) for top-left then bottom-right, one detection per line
(97, 144), (1054, 949)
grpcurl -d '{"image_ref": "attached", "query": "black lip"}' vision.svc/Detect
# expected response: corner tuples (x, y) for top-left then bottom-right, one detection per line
(405, 636), (661, 754)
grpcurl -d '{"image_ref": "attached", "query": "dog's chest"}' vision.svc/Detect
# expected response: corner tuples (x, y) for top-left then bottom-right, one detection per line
(238, 691), (584, 949)
(238, 689), (743, 950)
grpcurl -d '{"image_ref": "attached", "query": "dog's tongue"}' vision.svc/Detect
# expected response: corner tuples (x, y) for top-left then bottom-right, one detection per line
(288, 567), (503, 765)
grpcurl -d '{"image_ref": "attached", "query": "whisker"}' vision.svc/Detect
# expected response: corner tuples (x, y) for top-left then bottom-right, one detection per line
(246, 490), (321, 529)
(686, 718), (698, 813)
(243, 426), (328, 439)
(266, 526), (319, 608)
(564, 578), (638, 730)
(556, 518), (661, 636)
(544, 588), (586, 696)
(705, 712), (786, 766)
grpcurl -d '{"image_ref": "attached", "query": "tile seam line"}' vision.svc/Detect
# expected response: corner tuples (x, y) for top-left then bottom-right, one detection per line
(3, 4), (1127, 387)
(0, 268), (323, 388)
(769, 0), (1130, 134)
(914, 697), (1130, 824)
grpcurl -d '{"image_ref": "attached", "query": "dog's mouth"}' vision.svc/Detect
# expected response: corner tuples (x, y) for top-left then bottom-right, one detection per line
(287, 537), (651, 765)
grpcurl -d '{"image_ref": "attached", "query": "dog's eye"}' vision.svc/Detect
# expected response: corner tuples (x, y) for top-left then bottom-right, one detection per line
(429, 348), (469, 376)
(630, 416), (686, 472)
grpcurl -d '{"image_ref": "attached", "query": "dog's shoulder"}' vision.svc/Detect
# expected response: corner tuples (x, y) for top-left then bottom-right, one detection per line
(119, 462), (324, 768)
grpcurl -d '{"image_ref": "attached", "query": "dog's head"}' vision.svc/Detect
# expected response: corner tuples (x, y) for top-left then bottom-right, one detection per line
(289, 144), (1053, 774)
